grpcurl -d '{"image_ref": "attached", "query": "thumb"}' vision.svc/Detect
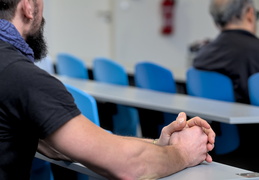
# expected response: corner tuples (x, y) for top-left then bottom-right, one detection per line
(175, 112), (187, 130)
(166, 112), (187, 135)
(157, 112), (187, 146)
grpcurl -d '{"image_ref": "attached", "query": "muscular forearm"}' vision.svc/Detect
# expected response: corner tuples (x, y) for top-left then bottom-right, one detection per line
(46, 115), (207, 180)
(107, 138), (187, 179)
(75, 136), (187, 180)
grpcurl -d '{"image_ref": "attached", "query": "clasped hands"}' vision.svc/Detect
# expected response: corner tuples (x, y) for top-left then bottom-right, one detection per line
(155, 112), (215, 166)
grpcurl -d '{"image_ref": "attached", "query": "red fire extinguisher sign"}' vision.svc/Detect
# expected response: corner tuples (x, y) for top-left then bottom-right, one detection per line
(161, 0), (175, 35)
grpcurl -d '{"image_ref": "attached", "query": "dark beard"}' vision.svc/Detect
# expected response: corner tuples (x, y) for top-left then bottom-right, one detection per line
(26, 18), (48, 62)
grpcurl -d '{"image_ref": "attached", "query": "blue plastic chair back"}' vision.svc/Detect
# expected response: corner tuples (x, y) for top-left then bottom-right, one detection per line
(248, 73), (259, 106)
(135, 61), (178, 133)
(92, 57), (139, 136)
(186, 67), (240, 155)
(56, 53), (88, 79)
(65, 84), (111, 180)
(93, 57), (129, 86)
(64, 84), (100, 126)
(135, 61), (176, 93)
(186, 67), (235, 101)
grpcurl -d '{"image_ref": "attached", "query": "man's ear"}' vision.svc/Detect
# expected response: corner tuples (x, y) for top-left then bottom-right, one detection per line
(246, 6), (256, 23)
(21, 0), (33, 20)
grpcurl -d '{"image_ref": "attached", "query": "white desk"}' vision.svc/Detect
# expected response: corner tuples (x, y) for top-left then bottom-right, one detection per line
(35, 152), (256, 180)
(56, 75), (259, 124)
(160, 162), (257, 180)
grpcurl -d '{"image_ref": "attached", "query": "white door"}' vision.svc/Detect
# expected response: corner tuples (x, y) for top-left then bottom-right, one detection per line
(44, 0), (112, 63)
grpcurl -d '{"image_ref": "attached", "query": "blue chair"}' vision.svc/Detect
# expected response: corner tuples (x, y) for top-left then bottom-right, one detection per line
(56, 53), (88, 79)
(248, 73), (259, 106)
(64, 84), (100, 126)
(64, 84), (102, 180)
(186, 67), (240, 155)
(92, 57), (140, 136)
(135, 61), (176, 93)
(134, 61), (178, 136)
(30, 158), (54, 180)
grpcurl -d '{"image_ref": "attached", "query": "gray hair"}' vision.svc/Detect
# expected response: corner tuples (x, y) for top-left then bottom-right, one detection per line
(209, 0), (255, 27)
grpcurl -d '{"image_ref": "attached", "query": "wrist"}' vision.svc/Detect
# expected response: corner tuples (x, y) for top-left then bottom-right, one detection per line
(153, 139), (159, 145)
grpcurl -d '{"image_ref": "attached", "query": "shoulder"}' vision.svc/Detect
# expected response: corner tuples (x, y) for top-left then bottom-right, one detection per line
(0, 40), (32, 73)
(224, 30), (259, 46)
(1, 61), (81, 138)
(0, 59), (71, 105)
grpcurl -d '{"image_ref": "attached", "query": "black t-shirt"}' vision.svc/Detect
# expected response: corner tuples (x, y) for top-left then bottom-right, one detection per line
(0, 40), (81, 179)
(193, 30), (259, 104)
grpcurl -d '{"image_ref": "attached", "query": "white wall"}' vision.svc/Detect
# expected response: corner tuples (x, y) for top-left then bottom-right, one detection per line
(44, 0), (259, 70)
(113, 0), (218, 69)
(43, 0), (112, 63)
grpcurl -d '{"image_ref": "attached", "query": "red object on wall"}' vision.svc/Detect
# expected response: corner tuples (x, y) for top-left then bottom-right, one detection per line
(161, 0), (175, 35)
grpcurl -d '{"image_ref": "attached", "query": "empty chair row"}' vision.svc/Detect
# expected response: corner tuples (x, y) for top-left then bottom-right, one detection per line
(36, 53), (259, 109)
(36, 53), (259, 111)
(54, 53), (179, 138)
(54, 54), (139, 137)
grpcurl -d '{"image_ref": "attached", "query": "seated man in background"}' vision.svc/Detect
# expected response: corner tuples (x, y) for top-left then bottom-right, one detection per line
(0, 0), (215, 179)
(194, 0), (259, 104)
(193, 0), (259, 172)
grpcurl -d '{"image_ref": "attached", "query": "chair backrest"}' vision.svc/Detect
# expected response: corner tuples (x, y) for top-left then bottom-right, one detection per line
(64, 84), (100, 126)
(186, 67), (235, 102)
(135, 61), (176, 93)
(56, 53), (88, 79)
(93, 57), (129, 86)
(35, 56), (55, 74)
(92, 57), (139, 136)
(248, 72), (259, 106)
(186, 67), (239, 155)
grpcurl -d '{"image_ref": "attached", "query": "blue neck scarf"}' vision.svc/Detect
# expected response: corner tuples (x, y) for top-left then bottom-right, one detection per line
(0, 19), (34, 62)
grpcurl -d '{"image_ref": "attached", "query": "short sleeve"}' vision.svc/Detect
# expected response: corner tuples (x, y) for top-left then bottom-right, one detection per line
(1, 61), (81, 138)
